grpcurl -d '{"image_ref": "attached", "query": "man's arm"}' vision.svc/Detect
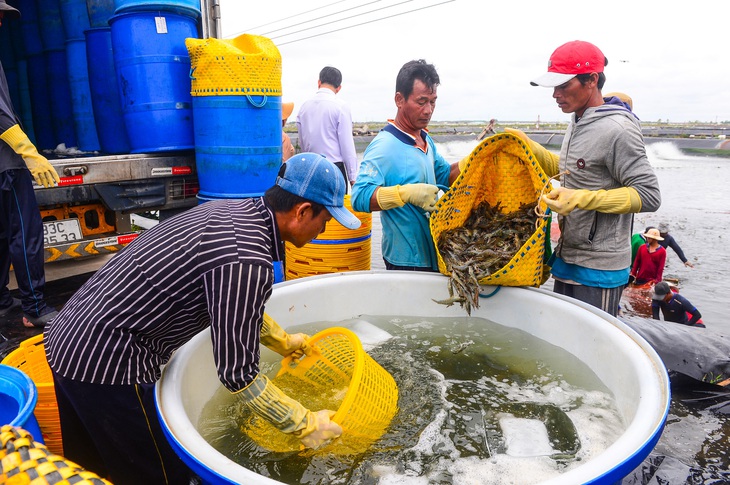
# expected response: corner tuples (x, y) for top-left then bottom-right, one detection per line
(665, 235), (690, 264)
(338, 106), (358, 183)
(687, 308), (702, 326)
(651, 302), (661, 320)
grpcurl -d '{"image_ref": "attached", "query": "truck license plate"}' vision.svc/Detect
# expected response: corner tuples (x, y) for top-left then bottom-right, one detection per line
(43, 219), (83, 245)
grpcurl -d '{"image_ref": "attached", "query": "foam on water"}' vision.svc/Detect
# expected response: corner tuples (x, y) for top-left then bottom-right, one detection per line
(347, 319), (394, 349)
(499, 417), (554, 456)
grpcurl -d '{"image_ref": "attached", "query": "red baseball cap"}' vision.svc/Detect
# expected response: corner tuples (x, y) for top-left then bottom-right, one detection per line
(530, 40), (605, 87)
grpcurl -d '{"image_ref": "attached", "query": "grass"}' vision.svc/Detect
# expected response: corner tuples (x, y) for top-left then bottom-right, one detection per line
(681, 148), (730, 158)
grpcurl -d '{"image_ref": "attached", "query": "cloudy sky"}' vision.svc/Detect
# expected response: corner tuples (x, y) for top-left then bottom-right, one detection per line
(217, 0), (729, 125)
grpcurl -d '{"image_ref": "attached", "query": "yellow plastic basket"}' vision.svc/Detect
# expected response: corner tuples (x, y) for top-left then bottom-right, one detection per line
(430, 133), (551, 287)
(1, 334), (63, 456)
(243, 327), (398, 454)
(185, 34), (282, 96)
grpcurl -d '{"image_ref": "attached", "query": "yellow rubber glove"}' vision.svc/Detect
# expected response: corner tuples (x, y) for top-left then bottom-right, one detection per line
(376, 184), (439, 212)
(260, 313), (312, 359)
(504, 127), (560, 177)
(542, 186), (642, 216)
(0, 124), (60, 188)
(239, 374), (342, 448)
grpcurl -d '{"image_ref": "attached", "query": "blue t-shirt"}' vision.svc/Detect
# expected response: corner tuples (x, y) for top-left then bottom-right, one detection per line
(351, 124), (451, 269)
(652, 293), (696, 324)
(549, 255), (630, 288)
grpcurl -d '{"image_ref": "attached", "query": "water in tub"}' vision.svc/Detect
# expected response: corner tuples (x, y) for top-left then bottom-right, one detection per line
(198, 316), (625, 484)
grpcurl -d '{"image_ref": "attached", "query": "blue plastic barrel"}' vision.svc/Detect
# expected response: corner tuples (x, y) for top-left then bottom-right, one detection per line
(45, 48), (78, 148)
(0, 27), (20, 111)
(60, 0), (91, 39)
(25, 53), (55, 150)
(113, 0), (200, 17)
(110, 10), (197, 153)
(17, 0), (44, 57)
(66, 39), (100, 151)
(0, 364), (44, 444)
(86, 0), (115, 27)
(193, 95), (282, 198)
(85, 27), (130, 154)
(16, 60), (36, 143)
(36, 0), (67, 51)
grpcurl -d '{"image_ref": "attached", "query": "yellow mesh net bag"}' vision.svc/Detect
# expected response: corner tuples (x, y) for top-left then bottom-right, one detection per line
(430, 133), (551, 287)
(185, 34), (282, 96)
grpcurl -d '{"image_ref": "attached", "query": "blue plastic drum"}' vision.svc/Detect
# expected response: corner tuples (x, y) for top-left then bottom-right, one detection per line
(193, 95), (282, 199)
(110, 10), (198, 153)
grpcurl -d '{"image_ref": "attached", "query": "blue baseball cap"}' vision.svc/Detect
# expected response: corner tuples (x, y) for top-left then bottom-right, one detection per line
(276, 153), (361, 230)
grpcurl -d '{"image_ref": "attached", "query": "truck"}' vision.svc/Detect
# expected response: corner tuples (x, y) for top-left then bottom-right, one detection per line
(12, 0), (222, 264)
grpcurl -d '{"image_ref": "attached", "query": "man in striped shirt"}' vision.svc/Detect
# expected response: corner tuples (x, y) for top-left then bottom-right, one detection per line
(44, 153), (361, 485)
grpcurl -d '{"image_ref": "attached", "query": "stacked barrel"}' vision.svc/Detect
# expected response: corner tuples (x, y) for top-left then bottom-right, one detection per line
(108, 0), (200, 152)
(61, 0), (99, 151)
(1, 0), (201, 153)
(185, 34), (283, 200)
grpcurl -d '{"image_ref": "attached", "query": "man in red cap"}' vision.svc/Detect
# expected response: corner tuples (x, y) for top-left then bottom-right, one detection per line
(507, 40), (661, 317)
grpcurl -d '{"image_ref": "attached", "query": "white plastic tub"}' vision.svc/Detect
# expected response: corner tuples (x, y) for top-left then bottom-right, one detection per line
(156, 271), (670, 484)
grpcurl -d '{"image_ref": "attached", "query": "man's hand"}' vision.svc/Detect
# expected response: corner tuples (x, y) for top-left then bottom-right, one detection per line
(1, 124), (60, 188)
(376, 183), (439, 212)
(300, 410), (343, 449)
(542, 186), (641, 216)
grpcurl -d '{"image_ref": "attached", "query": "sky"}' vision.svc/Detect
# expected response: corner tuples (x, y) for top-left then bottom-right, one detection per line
(216, 0), (730, 125)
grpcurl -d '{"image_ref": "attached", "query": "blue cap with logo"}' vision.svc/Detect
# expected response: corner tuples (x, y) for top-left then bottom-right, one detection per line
(276, 153), (361, 230)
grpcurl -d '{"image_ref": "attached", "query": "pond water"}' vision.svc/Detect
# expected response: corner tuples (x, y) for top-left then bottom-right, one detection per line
(198, 316), (624, 485)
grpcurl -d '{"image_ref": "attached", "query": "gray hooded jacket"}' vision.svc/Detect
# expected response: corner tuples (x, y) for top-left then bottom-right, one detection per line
(555, 100), (661, 271)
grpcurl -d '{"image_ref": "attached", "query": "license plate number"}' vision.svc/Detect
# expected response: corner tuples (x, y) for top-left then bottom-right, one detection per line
(43, 219), (83, 245)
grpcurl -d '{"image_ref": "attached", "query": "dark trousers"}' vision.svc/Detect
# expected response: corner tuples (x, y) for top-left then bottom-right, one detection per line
(0, 169), (49, 316)
(53, 373), (192, 485)
(553, 279), (624, 317)
(334, 161), (349, 186)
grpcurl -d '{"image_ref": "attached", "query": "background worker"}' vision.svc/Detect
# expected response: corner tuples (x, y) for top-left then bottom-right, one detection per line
(45, 154), (359, 485)
(507, 40), (661, 317)
(652, 281), (704, 327)
(657, 222), (694, 267)
(296, 66), (358, 185)
(631, 225), (654, 265)
(603, 91), (633, 111)
(630, 228), (666, 285)
(281, 101), (295, 161)
(0, 0), (60, 328)
(351, 59), (462, 271)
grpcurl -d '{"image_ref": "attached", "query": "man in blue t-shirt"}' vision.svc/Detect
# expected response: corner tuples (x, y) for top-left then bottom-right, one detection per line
(651, 281), (704, 328)
(351, 59), (462, 271)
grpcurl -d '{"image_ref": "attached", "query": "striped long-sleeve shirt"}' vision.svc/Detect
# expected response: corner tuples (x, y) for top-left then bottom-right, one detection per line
(45, 197), (284, 392)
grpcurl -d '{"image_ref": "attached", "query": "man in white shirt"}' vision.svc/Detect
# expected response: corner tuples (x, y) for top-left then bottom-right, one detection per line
(296, 66), (358, 186)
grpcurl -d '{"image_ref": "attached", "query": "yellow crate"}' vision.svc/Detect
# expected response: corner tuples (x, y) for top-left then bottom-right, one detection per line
(2, 335), (63, 456)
